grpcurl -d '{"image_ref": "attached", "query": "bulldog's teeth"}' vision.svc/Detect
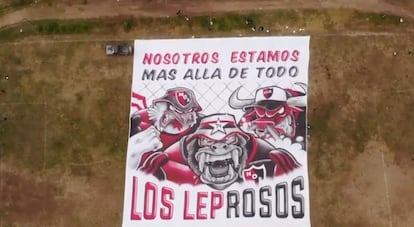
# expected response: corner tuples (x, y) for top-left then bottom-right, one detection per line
(204, 166), (212, 181)
(198, 153), (206, 171)
(232, 149), (239, 168)
(207, 153), (231, 162)
(205, 153), (211, 163)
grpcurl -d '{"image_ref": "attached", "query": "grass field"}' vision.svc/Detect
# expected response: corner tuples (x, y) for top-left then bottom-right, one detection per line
(1, 6), (414, 227)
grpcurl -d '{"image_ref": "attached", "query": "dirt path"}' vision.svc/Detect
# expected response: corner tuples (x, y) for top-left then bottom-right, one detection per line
(0, 0), (413, 28)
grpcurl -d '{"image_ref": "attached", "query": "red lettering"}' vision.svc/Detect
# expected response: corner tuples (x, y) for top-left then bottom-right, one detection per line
(267, 50), (279, 62)
(291, 50), (300, 61)
(143, 52), (222, 65)
(196, 192), (208, 219)
(230, 51), (238, 63)
(142, 53), (153, 65)
(184, 191), (194, 219)
(153, 53), (162, 65)
(183, 53), (191, 64)
(240, 51), (247, 63)
(257, 51), (266, 63)
(130, 176), (142, 220)
(210, 192), (224, 219)
(172, 53), (180, 64)
(144, 182), (157, 219)
(212, 52), (219, 63)
(160, 187), (174, 220)
(130, 179), (178, 220)
(248, 51), (257, 62)
(163, 53), (171, 64)
(201, 52), (209, 64)
(281, 50), (289, 61)
(192, 52), (200, 64)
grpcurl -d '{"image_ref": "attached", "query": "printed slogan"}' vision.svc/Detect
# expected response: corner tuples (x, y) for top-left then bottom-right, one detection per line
(122, 36), (311, 227)
(141, 49), (301, 81)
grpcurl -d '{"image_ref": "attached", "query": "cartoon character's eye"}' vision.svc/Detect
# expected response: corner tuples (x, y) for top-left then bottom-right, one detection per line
(198, 137), (213, 147)
(224, 134), (238, 144)
(169, 105), (183, 113)
(254, 107), (266, 117)
(266, 109), (278, 117)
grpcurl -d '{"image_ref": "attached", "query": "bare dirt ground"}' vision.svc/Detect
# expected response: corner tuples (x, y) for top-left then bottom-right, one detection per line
(1, 1), (414, 227)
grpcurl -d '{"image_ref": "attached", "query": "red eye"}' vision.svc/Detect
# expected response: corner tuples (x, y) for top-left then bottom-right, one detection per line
(266, 109), (278, 117)
(254, 107), (266, 117)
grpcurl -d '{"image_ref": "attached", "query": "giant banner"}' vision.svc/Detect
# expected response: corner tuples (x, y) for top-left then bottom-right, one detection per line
(122, 36), (310, 227)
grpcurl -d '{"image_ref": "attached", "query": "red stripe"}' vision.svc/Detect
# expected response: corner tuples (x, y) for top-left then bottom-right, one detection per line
(199, 120), (235, 128)
(132, 92), (147, 109)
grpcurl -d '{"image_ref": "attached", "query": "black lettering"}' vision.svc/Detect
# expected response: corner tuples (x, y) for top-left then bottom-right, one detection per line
(168, 69), (177, 80)
(276, 182), (288, 218)
(266, 67), (275, 78)
(259, 186), (272, 217)
(183, 69), (194, 80)
(289, 66), (299, 77)
(202, 68), (209, 79)
(228, 68), (238, 79)
(142, 69), (156, 80)
(195, 69), (202, 80)
(240, 68), (248, 79)
(277, 66), (286, 77)
(211, 68), (221, 80)
(243, 188), (255, 217)
(227, 190), (240, 218)
(156, 69), (168, 80)
(256, 67), (265, 78)
(292, 176), (305, 218)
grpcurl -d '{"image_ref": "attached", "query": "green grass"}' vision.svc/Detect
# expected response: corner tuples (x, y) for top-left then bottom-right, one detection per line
(271, 9), (299, 22)
(343, 109), (377, 153)
(0, 18), (119, 41)
(0, 9), (411, 42)
(36, 20), (94, 34)
(123, 17), (135, 32)
(0, 0), (34, 15)
(310, 101), (338, 143)
(354, 11), (403, 25)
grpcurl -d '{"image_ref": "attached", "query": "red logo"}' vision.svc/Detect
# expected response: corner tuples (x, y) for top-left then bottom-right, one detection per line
(176, 90), (190, 107)
(263, 87), (273, 99)
(243, 165), (266, 183)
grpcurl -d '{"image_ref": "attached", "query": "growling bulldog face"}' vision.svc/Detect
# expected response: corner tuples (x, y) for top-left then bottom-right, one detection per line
(185, 134), (248, 190)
